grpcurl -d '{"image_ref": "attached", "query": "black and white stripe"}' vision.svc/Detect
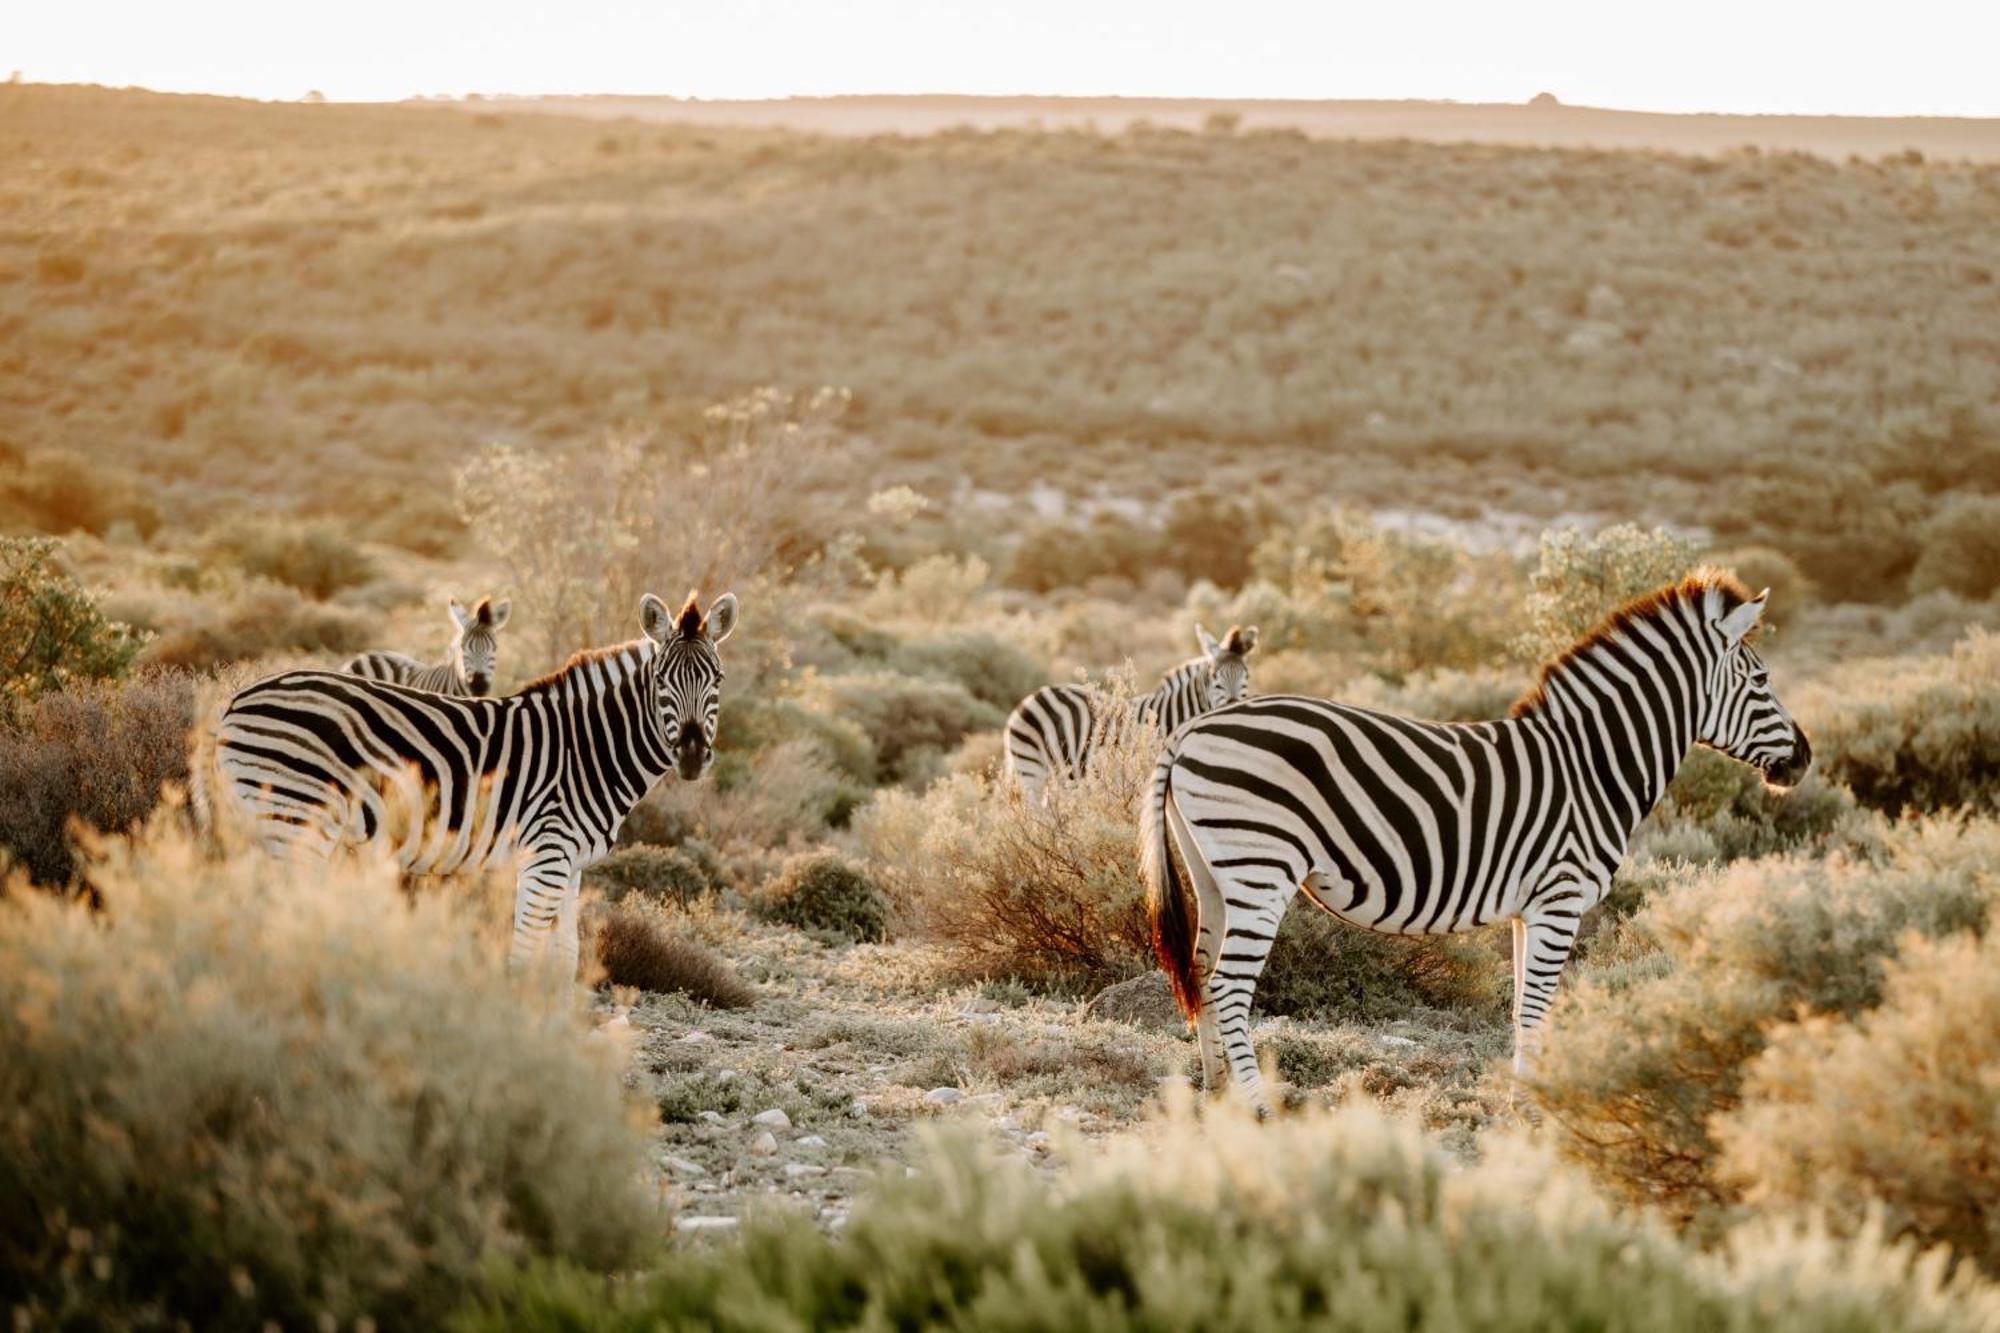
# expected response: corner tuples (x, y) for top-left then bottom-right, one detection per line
(219, 591), (736, 973)
(342, 596), (512, 697)
(1143, 573), (1809, 1113)
(1005, 625), (1257, 803)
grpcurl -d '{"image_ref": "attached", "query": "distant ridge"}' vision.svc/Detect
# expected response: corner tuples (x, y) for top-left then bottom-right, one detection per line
(434, 93), (2000, 161)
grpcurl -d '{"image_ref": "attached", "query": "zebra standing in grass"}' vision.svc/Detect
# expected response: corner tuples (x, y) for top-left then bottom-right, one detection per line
(1143, 572), (1810, 1114)
(216, 591), (736, 975)
(342, 596), (512, 696)
(1006, 625), (1259, 804)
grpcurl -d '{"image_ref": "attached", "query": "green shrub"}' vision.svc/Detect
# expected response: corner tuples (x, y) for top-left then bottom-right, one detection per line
(0, 449), (162, 539)
(0, 672), (194, 887)
(888, 630), (1045, 711)
(0, 826), (656, 1331)
(755, 850), (890, 943)
(1518, 523), (1698, 659)
(1258, 906), (1510, 1024)
(0, 536), (145, 706)
(1717, 927), (2000, 1274)
(203, 517), (378, 600)
(1805, 632), (2000, 814)
(1910, 494), (2000, 600)
(1536, 817), (2000, 1223)
(589, 902), (755, 1007)
(584, 840), (727, 907)
(815, 670), (1001, 786)
(457, 1103), (2000, 1332)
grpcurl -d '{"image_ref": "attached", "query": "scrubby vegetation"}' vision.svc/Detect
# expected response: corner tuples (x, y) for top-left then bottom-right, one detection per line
(0, 825), (655, 1330)
(6, 81), (2000, 1327)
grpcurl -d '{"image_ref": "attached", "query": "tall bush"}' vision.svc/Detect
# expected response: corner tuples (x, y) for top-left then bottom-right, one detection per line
(0, 536), (145, 707)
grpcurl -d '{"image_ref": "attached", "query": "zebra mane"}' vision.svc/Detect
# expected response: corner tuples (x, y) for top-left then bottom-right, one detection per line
(515, 638), (658, 696)
(1510, 568), (1756, 719)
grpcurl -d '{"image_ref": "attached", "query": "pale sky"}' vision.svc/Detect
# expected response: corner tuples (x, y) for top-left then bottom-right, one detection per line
(14, 0), (2000, 117)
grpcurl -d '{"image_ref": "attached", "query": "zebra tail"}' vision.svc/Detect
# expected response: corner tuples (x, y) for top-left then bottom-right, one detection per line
(1141, 736), (1201, 1020)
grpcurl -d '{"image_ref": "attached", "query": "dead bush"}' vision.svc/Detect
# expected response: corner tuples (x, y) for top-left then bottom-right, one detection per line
(590, 902), (756, 1008)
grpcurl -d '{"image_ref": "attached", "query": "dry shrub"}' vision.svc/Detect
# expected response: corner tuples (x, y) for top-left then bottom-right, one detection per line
(589, 902), (756, 1008)
(1716, 927), (2000, 1273)
(632, 738), (850, 851)
(1535, 817), (2000, 1224)
(135, 579), (375, 670)
(0, 823), (655, 1331)
(1804, 631), (2000, 815)
(463, 1101), (2000, 1332)
(201, 516), (378, 600)
(856, 710), (1155, 993)
(1258, 906), (1511, 1025)
(0, 671), (195, 887)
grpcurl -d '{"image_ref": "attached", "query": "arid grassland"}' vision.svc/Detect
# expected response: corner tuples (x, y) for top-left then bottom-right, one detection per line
(2, 83), (1999, 1330)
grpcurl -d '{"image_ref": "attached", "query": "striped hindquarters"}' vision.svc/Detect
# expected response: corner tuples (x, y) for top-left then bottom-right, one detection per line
(1004, 684), (1106, 800)
(216, 669), (539, 869)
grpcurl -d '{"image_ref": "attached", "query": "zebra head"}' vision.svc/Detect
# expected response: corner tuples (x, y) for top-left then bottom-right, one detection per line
(1696, 586), (1811, 787)
(1196, 623), (1259, 708)
(640, 590), (738, 781)
(448, 596), (512, 696)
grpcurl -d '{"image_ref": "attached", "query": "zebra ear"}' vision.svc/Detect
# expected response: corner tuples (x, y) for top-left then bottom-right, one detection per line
(1226, 625), (1259, 656)
(487, 599), (512, 629)
(1196, 624), (1221, 659)
(448, 598), (472, 631)
(1717, 590), (1769, 646)
(639, 593), (673, 643)
(704, 593), (738, 645)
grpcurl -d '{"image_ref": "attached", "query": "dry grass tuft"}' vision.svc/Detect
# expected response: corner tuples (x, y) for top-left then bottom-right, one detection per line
(591, 902), (757, 1008)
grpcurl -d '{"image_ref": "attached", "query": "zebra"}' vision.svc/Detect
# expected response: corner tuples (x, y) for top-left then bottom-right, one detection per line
(342, 596), (512, 696)
(1142, 572), (1809, 1114)
(215, 591), (736, 975)
(1005, 625), (1258, 803)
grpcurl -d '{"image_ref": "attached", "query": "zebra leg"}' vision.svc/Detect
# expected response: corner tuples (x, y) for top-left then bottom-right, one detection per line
(1202, 873), (1295, 1117)
(554, 865), (584, 981)
(1510, 907), (1581, 1077)
(509, 848), (576, 973)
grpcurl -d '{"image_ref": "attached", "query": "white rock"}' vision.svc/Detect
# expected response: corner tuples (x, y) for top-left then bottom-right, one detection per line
(783, 1163), (827, 1179)
(664, 1155), (707, 1176)
(715, 1069), (739, 1084)
(748, 1131), (779, 1156)
(1025, 1131), (1051, 1149)
(849, 1099), (869, 1118)
(698, 1111), (727, 1125)
(679, 1030), (711, 1044)
(795, 1134), (829, 1149)
(1379, 1034), (1418, 1049)
(677, 1215), (739, 1234)
(751, 1107), (792, 1130)
(924, 1087), (963, 1106)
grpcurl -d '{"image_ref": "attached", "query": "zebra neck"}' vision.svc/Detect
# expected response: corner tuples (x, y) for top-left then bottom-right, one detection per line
(1519, 637), (1697, 854)
(544, 640), (676, 817)
(1137, 659), (1208, 731)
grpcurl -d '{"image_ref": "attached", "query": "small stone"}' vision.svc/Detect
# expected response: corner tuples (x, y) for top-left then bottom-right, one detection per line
(698, 1111), (727, 1125)
(924, 1087), (963, 1106)
(848, 1099), (869, 1118)
(1025, 1131), (1051, 1150)
(795, 1134), (829, 1149)
(783, 1163), (826, 1179)
(664, 1155), (707, 1176)
(715, 1069), (739, 1084)
(1083, 973), (1182, 1030)
(679, 1030), (711, 1044)
(677, 1215), (739, 1234)
(1379, 1034), (1418, 1049)
(748, 1131), (778, 1157)
(751, 1107), (792, 1130)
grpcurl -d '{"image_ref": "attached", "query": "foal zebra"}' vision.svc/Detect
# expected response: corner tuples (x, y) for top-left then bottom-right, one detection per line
(1006, 625), (1258, 803)
(1143, 572), (1809, 1113)
(217, 591), (736, 975)
(342, 596), (512, 696)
